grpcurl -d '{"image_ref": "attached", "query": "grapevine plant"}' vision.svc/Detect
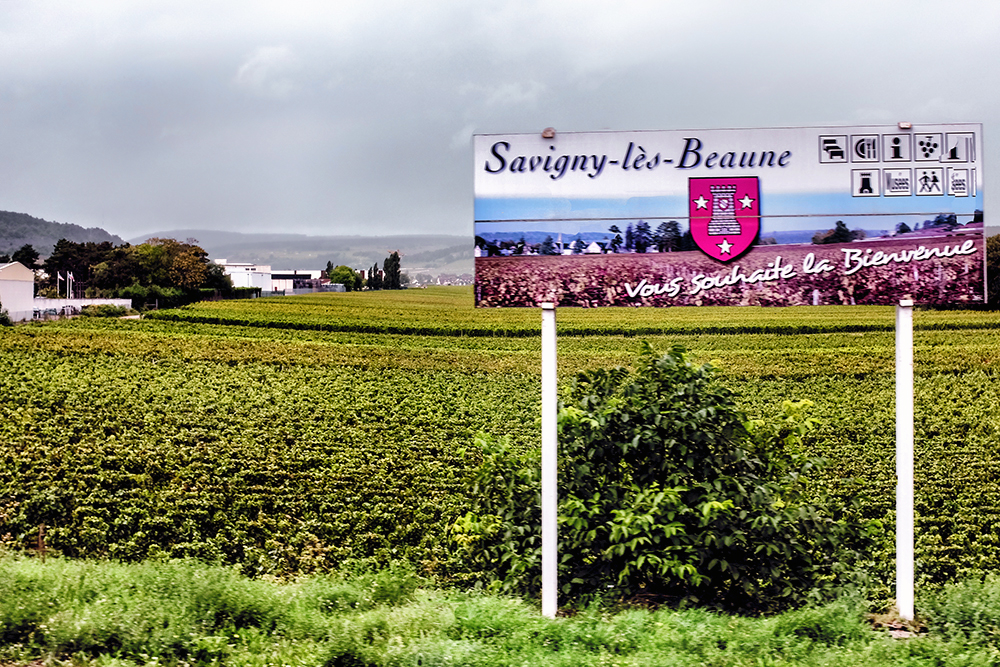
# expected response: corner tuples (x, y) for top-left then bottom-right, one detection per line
(454, 344), (879, 612)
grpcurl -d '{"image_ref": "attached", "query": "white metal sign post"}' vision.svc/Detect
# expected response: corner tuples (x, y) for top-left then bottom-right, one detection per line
(540, 302), (558, 618)
(896, 300), (914, 621)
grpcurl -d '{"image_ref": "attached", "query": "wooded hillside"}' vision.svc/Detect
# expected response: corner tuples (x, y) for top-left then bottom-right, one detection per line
(0, 210), (124, 256)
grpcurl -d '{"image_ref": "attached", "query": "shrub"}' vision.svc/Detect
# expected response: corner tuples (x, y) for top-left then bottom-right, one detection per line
(80, 304), (130, 318)
(454, 344), (878, 612)
(920, 575), (1000, 647)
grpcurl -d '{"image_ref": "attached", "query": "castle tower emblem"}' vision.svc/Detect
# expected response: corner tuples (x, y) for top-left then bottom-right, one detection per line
(708, 184), (741, 236)
(688, 177), (761, 263)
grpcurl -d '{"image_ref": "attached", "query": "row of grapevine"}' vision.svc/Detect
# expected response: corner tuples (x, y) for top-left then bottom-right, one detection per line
(1, 287), (999, 591)
(145, 286), (1000, 337)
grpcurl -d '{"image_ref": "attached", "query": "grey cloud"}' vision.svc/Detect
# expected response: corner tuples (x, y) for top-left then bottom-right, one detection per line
(234, 46), (301, 99)
(0, 0), (997, 240)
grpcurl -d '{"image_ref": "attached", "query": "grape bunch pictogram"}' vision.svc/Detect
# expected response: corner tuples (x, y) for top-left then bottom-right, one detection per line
(918, 136), (938, 158)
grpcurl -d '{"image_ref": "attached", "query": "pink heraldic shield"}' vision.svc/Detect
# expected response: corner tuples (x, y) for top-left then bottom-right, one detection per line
(689, 176), (761, 262)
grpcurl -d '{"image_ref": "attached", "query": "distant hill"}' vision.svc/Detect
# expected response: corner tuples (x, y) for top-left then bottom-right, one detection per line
(0, 210), (125, 256)
(130, 229), (472, 275)
(477, 228), (894, 247)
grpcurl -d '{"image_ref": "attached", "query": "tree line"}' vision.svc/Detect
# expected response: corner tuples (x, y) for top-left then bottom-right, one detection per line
(0, 244), (41, 268)
(20, 238), (234, 307)
(477, 221), (698, 257)
(479, 210), (983, 256)
(10, 240), (409, 302)
(323, 251), (408, 291)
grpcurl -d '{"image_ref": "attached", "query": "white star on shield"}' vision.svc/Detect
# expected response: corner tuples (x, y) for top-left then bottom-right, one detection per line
(693, 195), (708, 209)
(717, 239), (733, 255)
(739, 195), (755, 209)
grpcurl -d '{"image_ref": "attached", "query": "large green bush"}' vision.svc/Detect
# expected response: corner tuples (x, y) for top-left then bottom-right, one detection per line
(454, 345), (878, 611)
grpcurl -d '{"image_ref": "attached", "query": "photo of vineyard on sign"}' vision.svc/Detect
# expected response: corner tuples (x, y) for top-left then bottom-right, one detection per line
(474, 124), (985, 307)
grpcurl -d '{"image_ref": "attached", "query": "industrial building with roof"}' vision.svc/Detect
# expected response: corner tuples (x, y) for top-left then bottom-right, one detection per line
(0, 261), (35, 321)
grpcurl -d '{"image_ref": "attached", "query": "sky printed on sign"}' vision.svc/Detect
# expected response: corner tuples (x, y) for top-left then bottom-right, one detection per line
(475, 211), (973, 244)
(0, 1), (997, 240)
(475, 192), (984, 227)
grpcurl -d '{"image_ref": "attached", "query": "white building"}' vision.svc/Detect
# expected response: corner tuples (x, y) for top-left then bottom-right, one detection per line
(271, 270), (322, 293)
(213, 260), (331, 294)
(0, 262), (35, 321)
(213, 260), (272, 290)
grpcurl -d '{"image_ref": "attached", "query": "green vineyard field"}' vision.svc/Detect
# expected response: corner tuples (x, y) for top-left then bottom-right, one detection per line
(2, 286), (999, 592)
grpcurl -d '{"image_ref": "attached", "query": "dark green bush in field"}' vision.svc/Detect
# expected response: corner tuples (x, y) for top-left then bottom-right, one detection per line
(454, 344), (878, 611)
(80, 304), (130, 317)
(0, 306), (11, 327)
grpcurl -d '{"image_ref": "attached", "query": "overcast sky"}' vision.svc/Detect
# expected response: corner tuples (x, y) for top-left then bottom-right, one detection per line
(0, 0), (996, 240)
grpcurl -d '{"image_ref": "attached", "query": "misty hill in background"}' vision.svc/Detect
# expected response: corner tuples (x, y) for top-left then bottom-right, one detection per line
(130, 229), (472, 276)
(0, 210), (125, 255)
(477, 228), (892, 246)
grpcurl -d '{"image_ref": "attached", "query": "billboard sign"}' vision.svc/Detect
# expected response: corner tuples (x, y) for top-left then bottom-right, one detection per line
(474, 124), (984, 307)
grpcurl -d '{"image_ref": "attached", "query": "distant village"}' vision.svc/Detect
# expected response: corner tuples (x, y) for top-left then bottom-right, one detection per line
(476, 213), (984, 257)
(0, 239), (473, 324)
(213, 260), (472, 293)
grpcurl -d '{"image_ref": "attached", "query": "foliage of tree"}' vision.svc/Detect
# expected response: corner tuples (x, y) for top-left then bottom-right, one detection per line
(608, 225), (623, 253)
(474, 235), (502, 257)
(624, 224), (634, 251)
(328, 265), (361, 291)
(367, 264), (384, 290)
(42, 240), (114, 289)
(927, 213), (959, 229)
(453, 345), (875, 612)
(896, 222), (913, 235)
(40, 238), (232, 306)
(11, 244), (39, 270)
(571, 234), (584, 254)
(813, 221), (864, 245)
(827, 221), (854, 244)
(383, 252), (402, 290)
(655, 221), (681, 252)
(539, 236), (558, 256)
(632, 221), (652, 253)
(203, 262), (233, 293)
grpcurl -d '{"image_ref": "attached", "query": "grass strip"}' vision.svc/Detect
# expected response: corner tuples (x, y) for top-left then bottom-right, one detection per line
(3, 557), (1000, 666)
